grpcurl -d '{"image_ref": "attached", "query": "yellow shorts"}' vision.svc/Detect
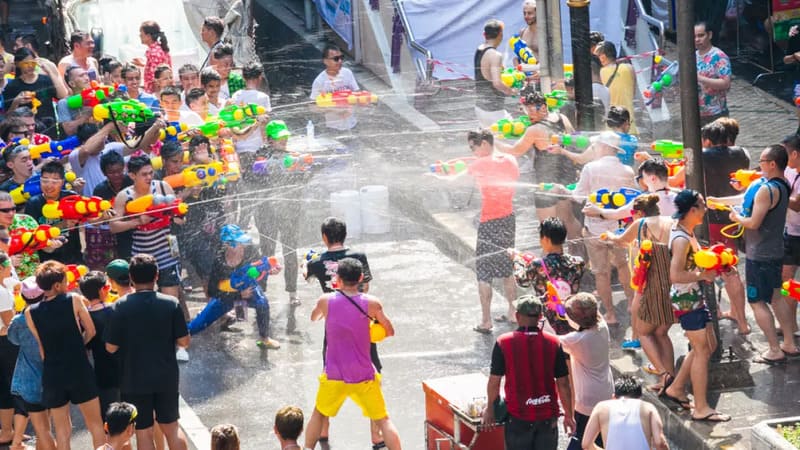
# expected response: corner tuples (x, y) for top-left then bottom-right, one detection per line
(315, 373), (388, 420)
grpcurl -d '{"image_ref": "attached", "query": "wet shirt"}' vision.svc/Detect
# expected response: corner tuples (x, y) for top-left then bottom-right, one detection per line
(467, 153), (519, 222)
(474, 46), (506, 111)
(573, 156), (636, 236)
(207, 246), (263, 302)
(702, 145), (750, 224)
(531, 118), (579, 185)
(745, 178), (789, 261)
(696, 46), (731, 117)
(310, 67), (359, 130)
(306, 248), (372, 293)
(24, 189), (83, 264)
(559, 322), (614, 415)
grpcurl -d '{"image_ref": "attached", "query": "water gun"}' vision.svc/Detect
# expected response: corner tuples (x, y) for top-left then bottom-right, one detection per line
(730, 169), (761, 188)
(781, 279), (800, 301)
(163, 161), (224, 189)
(589, 187), (641, 209)
(283, 153), (314, 172)
(41, 195), (112, 222)
(550, 133), (590, 150)
(65, 264), (89, 291)
(93, 99), (154, 123)
(630, 240), (653, 293)
(491, 116), (530, 139)
(429, 157), (474, 176)
(179, 120), (227, 139)
(150, 151), (190, 170)
(217, 141), (241, 184)
(315, 90), (378, 107)
(563, 63), (573, 81)
(509, 34), (537, 66)
(544, 90), (568, 111)
(500, 67), (525, 89)
(643, 61), (678, 103)
(741, 177), (769, 218)
(10, 174), (43, 205)
(694, 244), (739, 274)
(66, 81), (115, 109)
(545, 281), (566, 319)
(229, 256), (279, 291)
(28, 135), (80, 160)
(8, 225), (60, 255)
(666, 159), (684, 178)
(158, 122), (189, 141)
(539, 182), (576, 192)
(650, 140), (683, 159)
(218, 104), (267, 129)
(125, 194), (189, 231)
(21, 91), (42, 114)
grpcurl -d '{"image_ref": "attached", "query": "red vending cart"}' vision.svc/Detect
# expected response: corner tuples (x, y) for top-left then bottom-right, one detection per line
(422, 373), (505, 450)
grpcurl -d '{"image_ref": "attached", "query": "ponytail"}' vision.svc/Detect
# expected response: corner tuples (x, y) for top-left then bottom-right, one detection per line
(158, 32), (170, 53)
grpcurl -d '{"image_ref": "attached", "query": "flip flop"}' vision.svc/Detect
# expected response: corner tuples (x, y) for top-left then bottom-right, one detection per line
(494, 315), (509, 323)
(661, 392), (693, 410)
(782, 349), (800, 358)
(473, 326), (493, 335)
(691, 412), (731, 423)
(753, 354), (787, 365)
(657, 373), (674, 397)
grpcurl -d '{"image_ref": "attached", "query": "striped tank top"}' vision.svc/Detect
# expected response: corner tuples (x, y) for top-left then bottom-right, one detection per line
(125, 182), (178, 270)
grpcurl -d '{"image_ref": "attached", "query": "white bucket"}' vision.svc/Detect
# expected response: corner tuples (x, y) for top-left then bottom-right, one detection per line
(360, 185), (390, 234)
(330, 190), (362, 238)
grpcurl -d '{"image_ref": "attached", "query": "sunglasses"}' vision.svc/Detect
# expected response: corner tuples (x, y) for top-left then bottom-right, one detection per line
(0, 207), (15, 214)
(328, 55), (343, 62)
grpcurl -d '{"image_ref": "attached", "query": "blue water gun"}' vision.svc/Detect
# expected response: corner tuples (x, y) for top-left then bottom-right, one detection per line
(589, 187), (641, 209)
(229, 256), (279, 291)
(9, 174), (42, 205)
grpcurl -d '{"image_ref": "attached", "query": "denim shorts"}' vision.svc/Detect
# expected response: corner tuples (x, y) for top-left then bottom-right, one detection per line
(745, 258), (783, 304)
(678, 306), (711, 331)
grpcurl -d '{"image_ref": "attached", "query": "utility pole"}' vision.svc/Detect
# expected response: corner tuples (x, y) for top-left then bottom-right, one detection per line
(536, 0), (564, 94)
(567, 0), (594, 130)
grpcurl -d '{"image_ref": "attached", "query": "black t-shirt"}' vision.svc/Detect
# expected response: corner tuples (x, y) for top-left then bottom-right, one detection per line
(87, 305), (120, 389)
(306, 248), (372, 293)
(703, 145), (750, 223)
(24, 190), (83, 264)
(93, 178), (134, 259)
(3, 75), (58, 124)
(490, 327), (569, 378)
(104, 290), (188, 394)
(206, 246), (262, 301)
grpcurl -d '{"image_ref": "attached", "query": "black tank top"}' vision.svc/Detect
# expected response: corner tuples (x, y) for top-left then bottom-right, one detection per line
(29, 293), (95, 389)
(532, 117), (579, 184)
(474, 46), (507, 111)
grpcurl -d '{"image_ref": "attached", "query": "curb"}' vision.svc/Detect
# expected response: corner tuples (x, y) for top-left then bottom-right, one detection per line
(179, 394), (210, 450)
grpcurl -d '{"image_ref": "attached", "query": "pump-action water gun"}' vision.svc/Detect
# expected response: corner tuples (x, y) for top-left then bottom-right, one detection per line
(781, 279), (800, 301)
(509, 34), (538, 66)
(694, 244), (738, 274)
(179, 120), (227, 139)
(8, 225), (60, 255)
(163, 162), (224, 189)
(315, 90), (378, 107)
(551, 133), (590, 150)
(65, 264), (89, 291)
(229, 256), (279, 291)
(631, 240), (653, 293)
(589, 187), (641, 209)
(730, 169), (761, 188)
(125, 194), (189, 231)
(93, 99), (154, 123)
(10, 174), (43, 205)
(491, 116), (530, 139)
(218, 104), (267, 129)
(41, 195), (112, 222)
(66, 81), (115, 109)
(544, 90), (568, 111)
(28, 135), (79, 160)
(650, 140), (684, 159)
(545, 281), (567, 319)
(500, 67), (525, 89)
(643, 62), (678, 104)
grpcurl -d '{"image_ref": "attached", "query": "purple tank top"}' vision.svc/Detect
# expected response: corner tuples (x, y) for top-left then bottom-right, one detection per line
(324, 292), (375, 383)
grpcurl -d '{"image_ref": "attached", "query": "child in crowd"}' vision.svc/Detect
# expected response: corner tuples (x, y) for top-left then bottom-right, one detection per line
(211, 423), (240, 450)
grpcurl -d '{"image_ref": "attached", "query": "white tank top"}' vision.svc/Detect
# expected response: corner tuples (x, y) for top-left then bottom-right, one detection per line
(604, 398), (650, 450)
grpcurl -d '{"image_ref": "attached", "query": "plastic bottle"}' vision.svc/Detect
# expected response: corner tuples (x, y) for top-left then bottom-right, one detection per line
(306, 120), (315, 148)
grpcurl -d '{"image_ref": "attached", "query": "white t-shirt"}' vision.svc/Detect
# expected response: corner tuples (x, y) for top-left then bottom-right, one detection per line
(68, 142), (125, 196)
(573, 155), (636, 236)
(310, 68), (359, 131)
(786, 167), (800, 237)
(181, 110), (205, 126)
(0, 285), (13, 314)
(559, 321), (614, 415)
(230, 88), (272, 153)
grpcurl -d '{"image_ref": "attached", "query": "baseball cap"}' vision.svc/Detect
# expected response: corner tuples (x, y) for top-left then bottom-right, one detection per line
(591, 131), (623, 153)
(265, 120), (291, 140)
(672, 189), (700, 219)
(514, 295), (543, 317)
(220, 224), (253, 247)
(105, 259), (130, 284)
(20, 276), (43, 300)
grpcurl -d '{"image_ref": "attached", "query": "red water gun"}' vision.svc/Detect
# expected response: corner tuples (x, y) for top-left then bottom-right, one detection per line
(630, 240), (653, 293)
(66, 81), (115, 109)
(782, 279), (800, 301)
(65, 264), (89, 290)
(8, 225), (61, 255)
(125, 194), (188, 231)
(41, 195), (112, 222)
(694, 244), (739, 274)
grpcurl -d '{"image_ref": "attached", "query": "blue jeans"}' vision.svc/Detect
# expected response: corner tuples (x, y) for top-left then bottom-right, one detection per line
(187, 286), (270, 338)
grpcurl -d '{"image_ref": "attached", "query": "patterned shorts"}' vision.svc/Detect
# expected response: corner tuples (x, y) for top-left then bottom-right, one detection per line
(476, 214), (515, 282)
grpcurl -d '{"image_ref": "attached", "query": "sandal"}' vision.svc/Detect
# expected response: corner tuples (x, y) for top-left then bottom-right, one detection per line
(691, 411), (731, 422)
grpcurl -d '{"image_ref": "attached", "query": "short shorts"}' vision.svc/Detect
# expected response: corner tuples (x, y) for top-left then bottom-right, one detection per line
(42, 381), (98, 409)
(122, 391), (180, 430)
(584, 235), (628, 276)
(784, 234), (800, 267)
(746, 258), (783, 304)
(315, 373), (388, 421)
(476, 214), (515, 282)
(678, 306), (711, 331)
(157, 264), (182, 288)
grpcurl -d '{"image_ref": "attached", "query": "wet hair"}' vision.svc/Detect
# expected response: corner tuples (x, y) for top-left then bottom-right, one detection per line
(76, 123), (100, 144)
(321, 217), (347, 244)
(765, 144), (789, 171)
(203, 16), (225, 38)
(13, 47), (35, 64)
(322, 43), (341, 59)
(589, 31), (605, 47)
(141, 21), (169, 53)
(200, 67), (221, 86)
(0, 143), (27, 166)
(0, 117), (29, 142)
(596, 41), (617, 60)
(483, 19), (503, 39)
(105, 402), (137, 437)
(275, 406), (304, 440)
(212, 43), (233, 60)
(565, 292), (599, 329)
(35, 260), (67, 291)
(210, 424), (240, 450)
(605, 106), (630, 128)
(700, 121), (727, 146)
(614, 375), (643, 398)
(127, 155), (152, 174)
(242, 61), (263, 80)
(100, 150), (125, 174)
(782, 134), (800, 153)
(185, 87), (206, 107)
(336, 258), (363, 285)
(160, 85), (182, 101)
(632, 193), (660, 217)
(638, 159), (668, 181)
(64, 65), (83, 85)
(69, 30), (90, 50)
(188, 135), (210, 152)
(160, 140), (183, 159)
(673, 189), (701, 220)
(78, 271), (107, 300)
(539, 217), (567, 245)
(715, 117), (739, 144)
(467, 128), (494, 147)
(120, 63), (140, 80)
(129, 253), (159, 284)
(154, 64), (172, 82)
(520, 89), (546, 107)
(99, 56), (122, 77)
(40, 160), (65, 179)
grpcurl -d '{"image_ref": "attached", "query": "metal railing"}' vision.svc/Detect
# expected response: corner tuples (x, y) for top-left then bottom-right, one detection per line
(392, 0), (434, 81)
(633, 0), (666, 50)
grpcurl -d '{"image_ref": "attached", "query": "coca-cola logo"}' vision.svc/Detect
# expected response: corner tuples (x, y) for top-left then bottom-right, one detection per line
(525, 395), (551, 406)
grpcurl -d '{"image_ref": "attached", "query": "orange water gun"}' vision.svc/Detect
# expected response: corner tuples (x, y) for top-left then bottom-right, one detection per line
(125, 194), (189, 231)
(163, 162), (224, 189)
(729, 169), (761, 188)
(631, 240), (653, 293)
(694, 244), (738, 274)
(41, 195), (112, 222)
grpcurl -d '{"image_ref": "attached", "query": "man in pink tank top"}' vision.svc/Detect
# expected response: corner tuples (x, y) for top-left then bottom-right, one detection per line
(304, 258), (402, 450)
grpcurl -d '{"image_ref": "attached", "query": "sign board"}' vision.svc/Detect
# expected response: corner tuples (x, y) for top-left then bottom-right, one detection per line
(316, 0), (353, 49)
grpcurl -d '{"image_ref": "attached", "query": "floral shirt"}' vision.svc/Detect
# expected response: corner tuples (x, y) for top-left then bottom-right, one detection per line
(9, 214), (41, 278)
(144, 42), (172, 94)
(516, 252), (585, 335)
(695, 46), (731, 117)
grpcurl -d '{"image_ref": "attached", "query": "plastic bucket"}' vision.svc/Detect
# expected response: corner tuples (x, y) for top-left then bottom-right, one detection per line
(360, 185), (390, 234)
(330, 190), (361, 238)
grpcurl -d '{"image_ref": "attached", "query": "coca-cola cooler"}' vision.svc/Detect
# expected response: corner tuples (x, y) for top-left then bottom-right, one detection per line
(422, 373), (505, 450)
